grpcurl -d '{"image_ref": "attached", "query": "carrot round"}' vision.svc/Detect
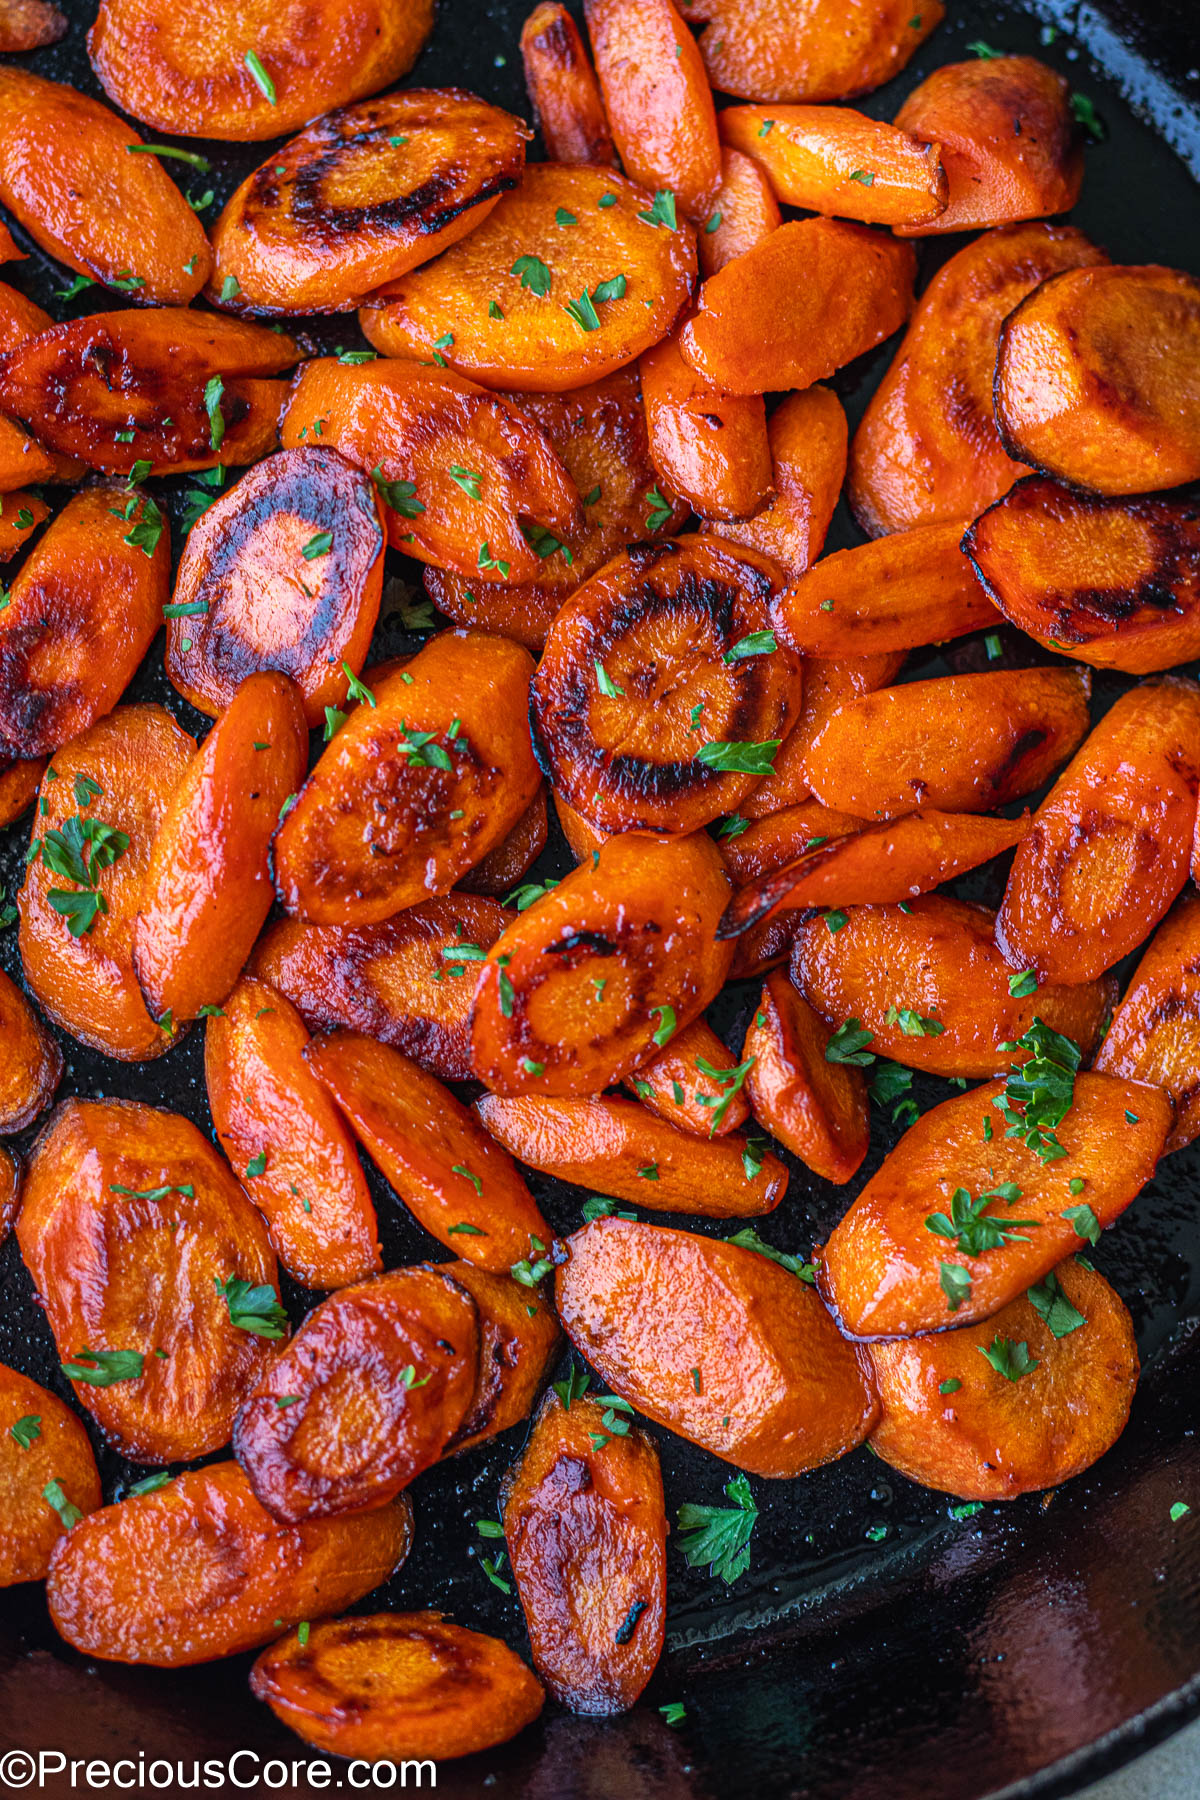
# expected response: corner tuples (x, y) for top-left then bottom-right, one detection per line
(0, 0), (67, 51)
(0, 1361), (101, 1587)
(444, 1261), (562, 1454)
(721, 105), (947, 228)
(521, 2), (616, 168)
(743, 971), (868, 1185)
(708, 386), (847, 579)
(0, 967), (61, 1134)
(685, 0), (944, 104)
(640, 331), (773, 520)
(742, 651), (905, 819)
(1095, 894), (1200, 1155)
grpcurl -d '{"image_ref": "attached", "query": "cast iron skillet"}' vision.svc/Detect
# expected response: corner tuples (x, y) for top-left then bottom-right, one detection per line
(1, 3), (1199, 1796)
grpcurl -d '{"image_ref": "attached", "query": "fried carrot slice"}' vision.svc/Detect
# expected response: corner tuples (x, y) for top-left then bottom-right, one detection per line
(19, 706), (195, 1061)
(459, 791), (548, 895)
(893, 56), (1082, 237)
(792, 896), (1114, 1079)
(205, 978), (381, 1291)
(1095, 895), (1200, 1155)
(820, 1076), (1170, 1339)
(504, 1390), (666, 1714)
(0, 484), (169, 760)
(679, 217), (915, 395)
(0, 279), (51, 354)
(719, 798), (868, 884)
(0, 309), (298, 476)
(469, 831), (733, 1097)
(553, 791), (610, 863)
(966, 477), (1200, 674)
(0, 488), (48, 560)
(0, 1363), (100, 1587)
(685, 0), (944, 103)
(557, 1218), (877, 1476)
(698, 147), (780, 275)
(801, 666), (1092, 821)
(585, 0), (720, 221)
(235, 1266), (479, 1522)
(0, 0), (67, 50)
(623, 1016), (751, 1138)
(0, 967), (61, 1133)
(359, 163), (697, 393)
(721, 105), (946, 228)
(522, 3), (615, 167)
(476, 1093), (786, 1217)
(210, 92), (529, 316)
(742, 971), (868, 1184)
(0, 68), (212, 306)
(707, 386), (846, 580)
(997, 679), (1200, 984)
(848, 223), (1107, 537)
(87, 0), (435, 141)
(18, 1099), (280, 1463)
(304, 1030), (552, 1274)
(0, 221), (23, 262)
(445, 1261), (562, 1454)
(251, 1612), (543, 1760)
(994, 264), (1200, 495)
(250, 894), (512, 1083)
(48, 1463), (413, 1666)
(531, 538), (796, 834)
(0, 417), (56, 493)
(640, 331), (772, 520)
(741, 651), (905, 819)
(273, 633), (541, 926)
(0, 756), (45, 827)
(0, 1147), (14, 1243)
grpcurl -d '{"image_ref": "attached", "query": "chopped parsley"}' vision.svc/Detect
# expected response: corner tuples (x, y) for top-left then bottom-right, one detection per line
(676, 1472), (757, 1582)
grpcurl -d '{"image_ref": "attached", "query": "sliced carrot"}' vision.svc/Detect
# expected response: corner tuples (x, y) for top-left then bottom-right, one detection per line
(445, 1261), (562, 1454)
(459, 791), (548, 895)
(698, 146), (780, 275)
(0, 487), (48, 560)
(0, 0), (67, 50)
(623, 1016), (751, 1138)
(719, 798), (867, 884)
(0, 279), (52, 353)
(0, 1147), (14, 1243)
(741, 651), (905, 819)
(708, 386), (847, 579)
(0, 1362), (100, 1587)
(0, 221), (23, 262)
(0, 756), (45, 828)
(553, 791), (610, 862)
(640, 330), (772, 520)
(1095, 894), (1200, 1154)
(685, 0), (944, 103)
(0, 416), (56, 493)
(522, 2), (616, 167)
(743, 971), (868, 1184)
(721, 105), (946, 228)
(0, 967), (61, 1133)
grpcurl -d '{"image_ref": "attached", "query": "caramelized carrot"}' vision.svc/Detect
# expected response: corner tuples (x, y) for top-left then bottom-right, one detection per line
(719, 798), (869, 884)
(0, 1147), (15, 1243)
(742, 971), (868, 1184)
(459, 792), (548, 895)
(741, 651), (905, 819)
(685, 0), (944, 103)
(0, 756), (44, 828)
(0, 0), (67, 50)
(0, 967), (61, 1133)
(1095, 894), (1200, 1154)
(707, 387), (846, 583)
(553, 791), (610, 863)
(623, 1016), (751, 1138)
(0, 278), (48, 351)
(0, 1362), (100, 1586)
(640, 332), (773, 520)
(445, 1261), (562, 1453)
(0, 416), (58, 493)
(698, 147), (781, 275)
(585, 0), (720, 220)
(721, 105), (947, 228)
(521, 2), (615, 166)
(0, 487), (48, 560)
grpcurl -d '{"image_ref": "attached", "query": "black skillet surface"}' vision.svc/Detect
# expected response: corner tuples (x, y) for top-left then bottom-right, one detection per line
(1, 2), (1200, 1796)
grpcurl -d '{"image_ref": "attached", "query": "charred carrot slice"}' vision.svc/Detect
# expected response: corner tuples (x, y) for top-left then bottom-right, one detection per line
(251, 1612), (543, 1759)
(741, 651), (905, 820)
(848, 222), (1107, 537)
(1095, 894), (1200, 1155)
(0, 0), (67, 50)
(0, 1360), (100, 1587)
(18, 1099), (281, 1463)
(304, 1029), (552, 1274)
(521, 2), (616, 167)
(719, 799), (867, 884)
(623, 1016), (751, 1138)
(640, 331), (773, 520)
(445, 1261), (562, 1454)
(721, 105), (947, 228)
(359, 163), (697, 393)
(742, 971), (868, 1184)
(459, 791), (548, 895)
(791, 896), (1114, 1079)
(0, 416), (57, 493)
(685, 0), (944, 103)
(585, 0), (720, 221)
(0, 487), (47, 560)
(273, 633), (541, 926)
(470, 830), (733, 1097)
(867, 1261), (1138, 1500)
(0, 756), (45, 828)
(19, 706), (195, 1061)
(0, 967), (61, 1133)
(476, 1092), (787, 1216)
(210, 92), (529, 315)
(205, 978), (381, 1291)
(531, 538), (797, 834)
(503, 1390), (667, 1714)
(679, 218), (915, 396)
(48, 1463), (413, 1666)
(0, 484), (169, 760)
(801, 667), (1092, 821)
(698, 146), (780, 275)
(557, 1218), (877, 1476)
(708, 386), (846, 579)
(234, 1266), (479, 1522)
(250, 894), (512, 1083)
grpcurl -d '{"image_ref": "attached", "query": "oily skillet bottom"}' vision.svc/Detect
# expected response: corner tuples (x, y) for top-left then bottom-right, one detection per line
(1, 3), (1199, 1796)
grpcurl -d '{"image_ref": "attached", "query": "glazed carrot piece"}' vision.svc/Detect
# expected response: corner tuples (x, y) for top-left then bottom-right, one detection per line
(532, 538), (797, 834)
(0, 1362), (101, 1587)
(522, 3), (615, 166)
(640, 332), (773, 520)
(997, 680), (1200, 984)
(0, 967), (61, 1133)
(848, 223), (1107, 537)
(273, 633), (541, 926)
(0, 0), (67, 50)
(679, 218), (915, 395)
(994, 265), (1200, 495)
(0, 417), (56, 493)
(0, 1147), (15, 1243)
(48, 1463), (413, 1665)
(87, 0), (435, 141)
(791, 896), (1115, 1079)
(359, 164), (697, 393)
(801, 667), (1092, 821)
(235, 1266), (479, 1521)
(503, 1390), (667, 1714)
(250, 894), (512, 1083)
(685, 0), (944, 103)
(470, 831), (734, 1097)
(0, 221), (23, 261)
(704, 387), (844, 581)
(0, 68), (212, 305)
(698, 147), (781, 275)
(304, 1030), (552, 1274)
(18, 1099), (280, 1463)
(205, 978), (381, 1290)
(585, 0), (720, 221)
(553, 791), (610, 863)
(444, 1261), (562, 1454)
(966, 477), (1200, 674)
(0, 280), (51, 353)
(820, 1075), (1170, 1339)
(165, 450), (385, 727)
(743, 972), (868, 1184)
(868, 1262), (1138, 1499)
(210, 92), (529, 316)
(0, 484), (169, 760)
(721, 105), (947, 229)
(741, 651), (905, 819)
(623, 1016), (751, 1138)
(0, 488), (48, 560)
(459, 792), (548, 895)
(476, 1093), (787, 1216)
(251, 1613), (543, 1759)
(0, 756), (44, 827)
(1095, 895), (1200, 1154)
(557, 1218), (877, 1476)
(774, 521), (995, 657)
(719, 798), (868, 884)
(0, 309), (299, 476)
(19, 707), (195, 1061)
(893, 57), (1082, 237)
